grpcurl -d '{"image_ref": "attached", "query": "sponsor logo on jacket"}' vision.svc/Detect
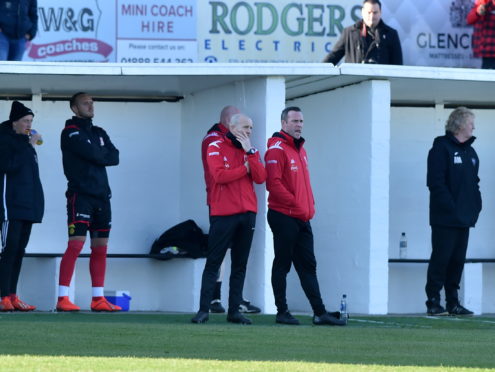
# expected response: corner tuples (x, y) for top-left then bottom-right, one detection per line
(454, 152), (462, 164)
(290, 159), (298, 171)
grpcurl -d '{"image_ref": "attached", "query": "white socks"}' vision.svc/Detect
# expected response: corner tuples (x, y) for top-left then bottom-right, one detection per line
(59, 286), (104, 297)
(58, 285), (69, 297)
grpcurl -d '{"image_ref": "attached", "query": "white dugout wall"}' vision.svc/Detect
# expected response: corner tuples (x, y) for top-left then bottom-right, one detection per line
(1, 63), (495, 313)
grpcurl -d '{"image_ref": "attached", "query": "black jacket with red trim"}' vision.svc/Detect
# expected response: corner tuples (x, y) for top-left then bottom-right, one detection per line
(0, 120), (44, 222)
(61, 116), (119, 200)
(206, 132), (266, 216)
(265, 131), (315, 222)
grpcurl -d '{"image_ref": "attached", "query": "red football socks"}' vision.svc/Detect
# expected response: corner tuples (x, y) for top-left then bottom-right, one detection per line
(89, 245), (107, 287)
(59, 240), (85, 286)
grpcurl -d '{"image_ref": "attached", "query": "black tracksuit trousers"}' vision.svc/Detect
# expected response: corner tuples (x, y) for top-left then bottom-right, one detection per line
(199, 212), (256, 314)
(425, 226), (469, 307)
(267, 209), (326, 316)
(0, 220), (33, 297)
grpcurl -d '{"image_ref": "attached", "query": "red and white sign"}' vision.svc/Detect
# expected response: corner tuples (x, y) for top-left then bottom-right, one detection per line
(26, 0), (115, 62)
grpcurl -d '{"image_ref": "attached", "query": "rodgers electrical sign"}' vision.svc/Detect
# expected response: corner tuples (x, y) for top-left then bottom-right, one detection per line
(198, 1), (361, 62)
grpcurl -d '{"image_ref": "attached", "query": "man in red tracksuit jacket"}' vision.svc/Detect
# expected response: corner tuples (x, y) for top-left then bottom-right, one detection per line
(467, 0), (495, 69)
(201, 107), (235, 208)
(192, 113), (266, 325)
(265, 106), (346, 326)
(201, 106), (261, 315)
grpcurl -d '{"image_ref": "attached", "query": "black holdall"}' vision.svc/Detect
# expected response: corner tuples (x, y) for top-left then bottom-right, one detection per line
(150, 219), (208, 260)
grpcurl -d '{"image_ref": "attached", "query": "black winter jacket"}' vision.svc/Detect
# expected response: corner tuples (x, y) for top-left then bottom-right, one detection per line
(61, 117), (119, 200)
(427, 133), (482, 228)
(0, 0), (38, 40)
(0, 120), (44, 222)
(323, 19), (402, 65)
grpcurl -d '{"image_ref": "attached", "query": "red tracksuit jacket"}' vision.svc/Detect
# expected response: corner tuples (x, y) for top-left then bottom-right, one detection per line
(201, 123), (229, 206)
(264, 131), (315, 222)
(206, 134), (266, 216)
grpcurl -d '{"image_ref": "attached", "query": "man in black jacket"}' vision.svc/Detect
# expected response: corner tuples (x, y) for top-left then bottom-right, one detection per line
(425, 107), (482, 316)
(323, 0), (402, 65)
(0, 101), (44, 311)
(56, 92), (121, 312)
(0, 0), (38, 61)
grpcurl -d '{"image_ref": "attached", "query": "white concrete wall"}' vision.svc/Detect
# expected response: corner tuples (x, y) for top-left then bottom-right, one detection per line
(0, 98), (182, 255)
(483, 264), (495, 313)
(288, 80), (391, 315)
(73, 258), (206, 311)
(390, 106), (495, 261)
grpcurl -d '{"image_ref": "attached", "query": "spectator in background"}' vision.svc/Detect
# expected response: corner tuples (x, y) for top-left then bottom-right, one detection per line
(323, 0), (402, 66)
(425, 107), (481, 316)
(0, 101), (44, 311)
(0, 0), (38, 61)
(467, 0), (495, 69)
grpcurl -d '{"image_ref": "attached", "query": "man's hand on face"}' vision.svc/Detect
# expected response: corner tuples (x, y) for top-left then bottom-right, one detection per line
(232, 127), (252, 152)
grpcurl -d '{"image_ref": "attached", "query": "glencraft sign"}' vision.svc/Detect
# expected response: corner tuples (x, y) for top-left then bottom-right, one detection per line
(383, 0), (477, 67)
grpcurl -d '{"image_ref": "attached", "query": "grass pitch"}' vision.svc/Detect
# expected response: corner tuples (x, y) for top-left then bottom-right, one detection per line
(0, 313), (494, 371)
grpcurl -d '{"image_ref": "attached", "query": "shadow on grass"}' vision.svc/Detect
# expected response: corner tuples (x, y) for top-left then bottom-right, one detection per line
(1, 313), (494, 368)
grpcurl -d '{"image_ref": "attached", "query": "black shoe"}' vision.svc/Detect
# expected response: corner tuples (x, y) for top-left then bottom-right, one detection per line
(239, 299), (261, 313)
(328, 311), (343, 319)
(313, 312), (347, 326)
(426, 301), (449, 316)
(210, 299), (225, 313)
(276, 310), (300, 325)
(191, 311), (209, 324)
(448, 304), (474, 316)
(227, 312), (252, 325)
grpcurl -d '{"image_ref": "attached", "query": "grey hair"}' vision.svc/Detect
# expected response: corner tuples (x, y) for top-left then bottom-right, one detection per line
(445, 107), (474, 134)
(229, 113), (252, 129)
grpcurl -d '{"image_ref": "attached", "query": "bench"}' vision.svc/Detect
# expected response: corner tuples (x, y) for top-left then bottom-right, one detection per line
(389, 258), (495, 263)
(388, 258), (495, 314)
(24, 253), (166, 259)
(18, 252), (206, 312)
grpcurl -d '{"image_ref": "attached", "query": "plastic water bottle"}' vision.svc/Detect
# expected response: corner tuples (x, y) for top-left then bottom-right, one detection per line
(340, 294), (348, 322)
(399, 232), (407, 259)
(29, 129), (43, 145)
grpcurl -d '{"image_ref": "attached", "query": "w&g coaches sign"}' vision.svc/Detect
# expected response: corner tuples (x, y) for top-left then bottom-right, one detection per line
(25, 0), (197, 63)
